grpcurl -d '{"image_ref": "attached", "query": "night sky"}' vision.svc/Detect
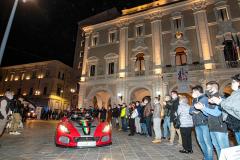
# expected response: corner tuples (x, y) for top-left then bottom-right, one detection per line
(0, 0), (153, 67)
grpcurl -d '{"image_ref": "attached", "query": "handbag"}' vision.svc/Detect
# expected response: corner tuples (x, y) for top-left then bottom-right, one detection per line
(173, 112), (181, 129)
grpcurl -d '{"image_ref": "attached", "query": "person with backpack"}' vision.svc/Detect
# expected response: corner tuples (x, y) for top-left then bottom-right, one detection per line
(0, 91), (14, 136)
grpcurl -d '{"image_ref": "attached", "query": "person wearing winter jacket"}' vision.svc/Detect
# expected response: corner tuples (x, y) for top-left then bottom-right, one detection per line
(178, 95), (193, 154)
(190, 85), (213, 160)
(152, 97), (162, 143)
(209, 74), (240, 145)
(135, 101), (142, 134)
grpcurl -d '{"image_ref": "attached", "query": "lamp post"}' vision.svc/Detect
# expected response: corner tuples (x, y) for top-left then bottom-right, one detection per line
(0, 0), (31, 65)
(70, 88), (76, 109)
(0, 0), (19, 65)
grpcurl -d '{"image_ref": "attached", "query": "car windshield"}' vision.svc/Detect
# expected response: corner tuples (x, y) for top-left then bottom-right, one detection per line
(70, 110), (93, 121)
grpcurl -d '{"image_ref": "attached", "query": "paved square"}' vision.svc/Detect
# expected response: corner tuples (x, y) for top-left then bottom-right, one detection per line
(0, 120), (216, 160)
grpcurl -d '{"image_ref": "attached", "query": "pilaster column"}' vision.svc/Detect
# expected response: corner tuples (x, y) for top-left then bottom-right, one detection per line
(78, 82), (86, 108)
(150, 12), (163, 74)
(193, 0), (214, 70)
(81, 31), (91, 81)
(118, 20), (129, 78)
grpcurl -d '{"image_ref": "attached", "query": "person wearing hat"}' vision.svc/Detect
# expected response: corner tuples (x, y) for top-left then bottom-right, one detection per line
(208, 74), (240, 145)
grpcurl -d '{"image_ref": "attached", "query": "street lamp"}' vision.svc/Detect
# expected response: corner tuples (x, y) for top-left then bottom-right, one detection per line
(117, 93), (123, 102)
(0, 0), (31, 65)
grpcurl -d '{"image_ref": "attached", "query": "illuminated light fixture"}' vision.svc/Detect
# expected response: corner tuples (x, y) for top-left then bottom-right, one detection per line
(14, 77), (19, 81)
(80, 77), (85, 82)
(155, 68), (162, 74)
(26, 76), (30, 80)
(35, 90), (41, 95)
(60, 89), (63, 93)
(23, 92), (27, 96)
(204, 63), (213, 70)
(119, 72), (125, 78)
(4, 78), (8, 82)
(0, 94), (3, 96)
(37, 74), (44, 79)
(70, 88), (76, 93)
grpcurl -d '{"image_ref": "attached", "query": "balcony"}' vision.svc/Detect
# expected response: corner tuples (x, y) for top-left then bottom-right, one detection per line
(163, 64), (204, 73)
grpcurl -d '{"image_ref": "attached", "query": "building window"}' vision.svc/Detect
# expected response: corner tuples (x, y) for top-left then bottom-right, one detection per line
(217, 8), (229, 21)
(78, 62), (83, 69)
(79, 51), (83, 58)
(43, 87), (47, 95)
(58, 72), (61, 79)
(31, 71), (36, 79)
(45, 70), (50, 78)
(173, 17), (182, 31)
(108, 62), (114, 75)
(62, 73), (65, 80)
(175, 47), (187, 66)
(136, 25), (144, 37)
(57, 87), (61, 96)
(92, 34), (99, 46)
(135, 53), (145, 75)
(223, 39), (239, 67)
(29, 87), (33, 96)
(109, 31), (116, 43)
(90, 65), (96, 77)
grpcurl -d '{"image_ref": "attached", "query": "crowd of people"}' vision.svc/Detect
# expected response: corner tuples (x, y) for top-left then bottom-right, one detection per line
(1, 73), (240, 159)
(95, 73), (240, 160)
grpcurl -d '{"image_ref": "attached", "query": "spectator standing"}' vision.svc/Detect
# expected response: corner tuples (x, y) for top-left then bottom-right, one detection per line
(190, 85), (213, 160)
(168, 91), (182, 145)
(195, 82), (229, 158)
(178, 96), (193, 154)
(152, 97), (162, 143)
(0, 91), (14, 136)
(135, 101), (142, 134)
(143, 97), (152, 137)
(210, 74), (240, 145)
(162, 95), (171, 140)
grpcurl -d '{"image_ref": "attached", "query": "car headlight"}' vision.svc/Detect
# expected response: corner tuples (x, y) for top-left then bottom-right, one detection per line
(59, 124), (70, 134)
(102, 124), (110, 133)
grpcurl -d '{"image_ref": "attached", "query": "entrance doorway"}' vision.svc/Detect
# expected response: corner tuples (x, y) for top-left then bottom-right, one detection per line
(92, 91), (111, 109)
(130, 88), (150, 102)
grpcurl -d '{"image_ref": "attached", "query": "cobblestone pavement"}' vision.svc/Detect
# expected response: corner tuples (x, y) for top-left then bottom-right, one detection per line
(0, 120), (217, 160)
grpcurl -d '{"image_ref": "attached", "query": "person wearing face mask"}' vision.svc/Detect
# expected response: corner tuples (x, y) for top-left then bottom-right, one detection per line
(167, 90), (182, 146)
(0, 91), (14, 137)
(190, 85), (213, 160)
(195, 81), (229, 159)
(152, 97), (162, 143)
(209, 74), (240, 145)
(143, 97), (152, 137)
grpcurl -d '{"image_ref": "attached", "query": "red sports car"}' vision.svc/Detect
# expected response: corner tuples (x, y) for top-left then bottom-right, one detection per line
(55, 110), (112, 148)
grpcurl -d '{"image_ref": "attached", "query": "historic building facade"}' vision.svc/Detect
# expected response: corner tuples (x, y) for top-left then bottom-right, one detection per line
(0, 60), (79, 110)
(76, 0), (240, 108)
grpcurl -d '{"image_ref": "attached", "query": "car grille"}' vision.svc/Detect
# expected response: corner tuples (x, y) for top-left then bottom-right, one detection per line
(74, 137), (100, 142)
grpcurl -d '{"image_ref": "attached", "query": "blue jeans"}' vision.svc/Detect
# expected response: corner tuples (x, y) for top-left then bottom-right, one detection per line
(195, 125), (213, 160)
(210, 132), (229, 158)
(145, 116), (152, 137)
(235, 131), (240, 145)
(121, 117), (127, 131)
(141, 123), (148, 135)
(163, 116), (170, 138)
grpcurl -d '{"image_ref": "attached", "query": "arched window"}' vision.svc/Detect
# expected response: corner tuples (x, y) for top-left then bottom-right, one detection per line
(175, 47), (187, 66)
(135, 53), (145, 75)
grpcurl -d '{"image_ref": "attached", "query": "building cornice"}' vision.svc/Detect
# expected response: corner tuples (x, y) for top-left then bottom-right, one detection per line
(82, 0), (216, 31)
